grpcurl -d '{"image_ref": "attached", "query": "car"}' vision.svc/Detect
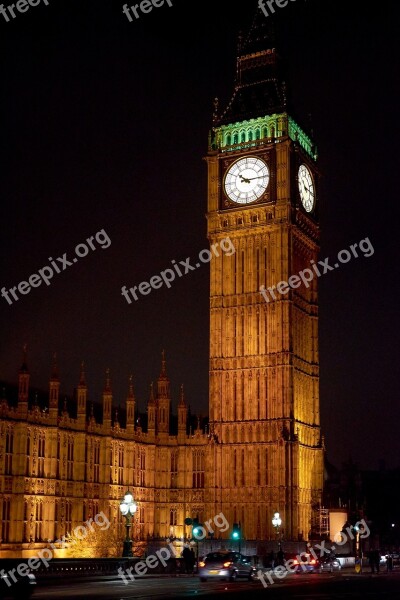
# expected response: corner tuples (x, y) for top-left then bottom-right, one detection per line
(198, 550), (257, 582)
(317, 555), (342, 573)
(292, 553), (320, 573)
(0, 569), (36, 599)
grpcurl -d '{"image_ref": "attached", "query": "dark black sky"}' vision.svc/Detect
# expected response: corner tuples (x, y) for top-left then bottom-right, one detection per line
(0, 0), (399, 470)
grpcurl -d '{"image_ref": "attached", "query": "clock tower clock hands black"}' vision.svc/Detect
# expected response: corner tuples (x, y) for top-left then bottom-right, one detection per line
(205, 5), (323, 542)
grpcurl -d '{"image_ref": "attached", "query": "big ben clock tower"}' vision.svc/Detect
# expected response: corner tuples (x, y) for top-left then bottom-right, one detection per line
(206, 11), (324, 541)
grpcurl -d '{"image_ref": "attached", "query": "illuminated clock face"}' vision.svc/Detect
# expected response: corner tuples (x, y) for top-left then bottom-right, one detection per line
(224, 157), (270, 204)
(298, 164), (315, 213)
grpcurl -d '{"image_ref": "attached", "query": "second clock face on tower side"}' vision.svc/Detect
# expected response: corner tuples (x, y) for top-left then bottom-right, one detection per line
(298, 164), (316, 213)
(224, 156), (270, 204)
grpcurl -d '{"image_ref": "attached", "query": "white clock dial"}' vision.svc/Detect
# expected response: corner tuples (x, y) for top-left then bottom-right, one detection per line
(298, 164), (315, 213)
(224, 157), (269, 204)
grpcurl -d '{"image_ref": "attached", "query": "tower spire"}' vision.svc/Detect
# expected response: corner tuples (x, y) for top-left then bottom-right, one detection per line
(160, 350), (167, 378)
(102, 368), (112, 431)
(77, 361), (87, 426)
(179, 383), (185, 406)
(149, 381), (155, 404)
(49, 353), (60, 422)
(147, 381), (156, 437)
(214, 7), (285, 127)
(18, 344), (30, 418)
(51, 352), (59, 381)
(126, 374), (135, 435)
(178, 383), (187, 438)
(79, 361), (86, 386)
(20, 343), (28, 373)
(104, 368), (111, 392)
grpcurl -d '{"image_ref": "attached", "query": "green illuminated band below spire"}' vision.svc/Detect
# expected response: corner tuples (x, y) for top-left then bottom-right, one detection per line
(210, 112), (317, 161)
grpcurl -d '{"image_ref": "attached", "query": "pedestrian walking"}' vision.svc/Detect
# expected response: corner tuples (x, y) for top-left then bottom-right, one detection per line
(182, 546), (192, 574)
(369, 550), (375, 573)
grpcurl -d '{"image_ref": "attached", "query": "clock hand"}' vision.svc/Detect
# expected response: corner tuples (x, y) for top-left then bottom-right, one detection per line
(246, 174), (267, 181)
(240, 174), (267, 183)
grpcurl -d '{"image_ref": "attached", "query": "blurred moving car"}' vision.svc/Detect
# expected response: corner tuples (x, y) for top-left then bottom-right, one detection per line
(292, 553), (320, 573)
(198, 550), (257, 582)
(318, 555), (342, 573)
(0, 569), (36, 599)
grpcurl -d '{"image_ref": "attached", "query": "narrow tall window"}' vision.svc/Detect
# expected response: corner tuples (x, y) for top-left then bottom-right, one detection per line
(2, 498), (11, 542)
(67, 438), (74, 480)
(170, 451), (178, 488)
(26, 435), (31, 476)
(65, 501), (72, 534)
(118, 446), (124, 485)
(35, 502), (43, 541)
(241, 250), (245, 293)
(139, 450), (146, 487)
(56, 435), (61, 479)
(192, 451), (204, 489)
(94, 441), (100, 483)
(38, 433), (45, 477)
(5, 429), (13, 475)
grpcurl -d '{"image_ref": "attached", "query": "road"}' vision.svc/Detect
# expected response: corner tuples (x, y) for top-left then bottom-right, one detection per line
(32, 570), (400, 599)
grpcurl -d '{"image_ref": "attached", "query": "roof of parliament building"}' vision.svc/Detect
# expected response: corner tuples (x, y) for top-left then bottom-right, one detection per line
(0, 348), (207, 439)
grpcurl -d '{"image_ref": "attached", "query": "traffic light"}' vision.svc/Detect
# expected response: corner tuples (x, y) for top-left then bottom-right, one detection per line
(232, 522), (240, 540)
(192, 518), (203, 540)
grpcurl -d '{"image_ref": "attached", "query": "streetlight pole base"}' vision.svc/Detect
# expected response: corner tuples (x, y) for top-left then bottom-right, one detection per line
(122, 540), (133, 558)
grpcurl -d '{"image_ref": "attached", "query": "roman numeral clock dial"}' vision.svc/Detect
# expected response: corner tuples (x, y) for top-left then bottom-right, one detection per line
(224, 157), (270, 204)
(298, 164), (316, 213)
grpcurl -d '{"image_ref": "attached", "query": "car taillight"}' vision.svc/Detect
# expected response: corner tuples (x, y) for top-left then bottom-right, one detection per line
(293, 560), (299, 565)
(199, 561), (205, 568)
(310, 559), (316, 564)
(223, 561), (232, 567)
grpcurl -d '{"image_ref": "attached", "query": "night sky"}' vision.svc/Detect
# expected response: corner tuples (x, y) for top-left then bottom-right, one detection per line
(0, 0), (399, 471)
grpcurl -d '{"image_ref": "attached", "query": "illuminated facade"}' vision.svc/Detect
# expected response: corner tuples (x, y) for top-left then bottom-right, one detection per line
(0, 12), (323, 557)
(205, 15), (323, 540)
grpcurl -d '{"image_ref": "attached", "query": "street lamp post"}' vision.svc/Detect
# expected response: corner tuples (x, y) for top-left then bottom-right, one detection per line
(119, 490), (137, 557)
(272, 512), (282, 550)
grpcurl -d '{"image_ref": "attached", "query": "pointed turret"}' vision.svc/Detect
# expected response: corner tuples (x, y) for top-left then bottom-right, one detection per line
(18, 344), (29, 418)
(157, 350), (170, 435)
(77, 361), (87, 425)
(178, 383), (187, 439)
(102, 368), (112, 431)
(114, 407), (120, 428)
(49, 353), (60, 422)
(126, 375), (135, 435)
(89, 401), (96, 424)
(147, 381), (156, 436)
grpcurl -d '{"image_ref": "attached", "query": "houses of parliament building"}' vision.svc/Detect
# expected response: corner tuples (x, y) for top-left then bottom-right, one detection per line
(0, 10), (324, 557)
